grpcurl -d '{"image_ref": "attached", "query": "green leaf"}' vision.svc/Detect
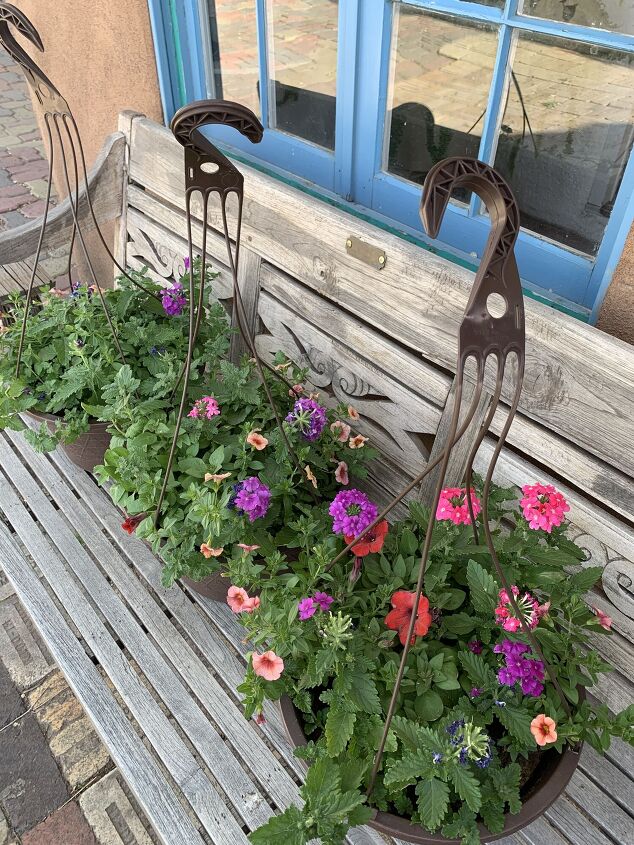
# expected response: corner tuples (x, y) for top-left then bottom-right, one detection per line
(415, 690), (444, 722)
(326, 706), (356, 756)
(384, 749), (433, 788)
(459, 650), (496, 688)
(391, 715), (439, 751)
(497, 705), (533, 746)
(568, 566), (604, 592)
(450, 766), (481, 812)
(466, 559), (498, 614)
(400, 528), (419, 556)
(443, 613), (476, 636)
(416, 778), (450, 831)
(177, 457), (208, 478)
(347, 669), (381, 714)
(249, 806), (304, 845)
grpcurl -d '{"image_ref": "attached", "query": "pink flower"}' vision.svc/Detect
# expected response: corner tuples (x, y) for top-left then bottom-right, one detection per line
(255, 712), (266, 725)
(495, 586), (540, 631)
(243, 596), (260, 613)
(436, 487), (482, 526)
(330, 421), (351, 442)
(121, 513), (145, 535)
(237, 543), (260, 554)
(252, 650), (284, 681)
(314, 592), (334, 611)
(593, 607), (612, 630)
(335, 461), (349, 485)
(227, 586), (249, 613)
(349, 434), (368, 449)
(246, 430), (268, 450)
(520, 483), (569, 533)
(200, 544), (223, 559)
(288, 384), (304, 397)
(530, 714), (557, 746)
(298, 598), (317, 620)
(348, 405), (360, 421)
(205, 471), (232, 483)
(188, 396), (220, 420)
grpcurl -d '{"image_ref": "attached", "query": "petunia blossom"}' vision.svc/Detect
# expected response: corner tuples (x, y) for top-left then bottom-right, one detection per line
(252, 650), (284, 681)
(200, 544), (223, 559)
(520, 483), (569, 533)
(347, 405), (360, 421)
(313, 592), (334, 611)
(348, 434), (368, 449)
(205, 471), (232, 483)
(385, 591), (432, 646)
(335, 461), (349, 485)
(344, 519), (389, 557)
(227, 586), (249, 613)
(246, 430), (269, 450)
(593, 607), (612, 630)
(237, 543), (260, 554)
(298, 598), (317, 621)
(330, 421), (351, 442)
(436, 487), (482, 526)
(530, 714), (557, 746)
(243, 596), (260, 613)
(121, 513), (145, 535)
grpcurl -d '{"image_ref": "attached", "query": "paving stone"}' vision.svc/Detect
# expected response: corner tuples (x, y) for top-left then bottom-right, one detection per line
(21, 199), (49, 219)
(0, 659), (25, 729)
(80, 771), (157, 845)
(0, 594), (55, 691)
(0, 713), (69, 834)
(22, 801), (98, 845)
(25, 178), (51, 199)
(0, 808), (20, 845)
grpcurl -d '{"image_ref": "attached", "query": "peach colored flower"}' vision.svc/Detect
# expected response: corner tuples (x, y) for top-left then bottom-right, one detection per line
(309, 392), (320, 401)
(275, 361), (292, 371)
(349, 434), (368, 449)
(347, 405), (360, 421)
(252, 650), (284, 681)
(227, 586), (249, 613)
(330, 421), (351, 442)
(593, 607), (612, 630)
(246, 430), (269, 450)
(288, 384), (304, 397)
(48, 288), (68, 298)
(530, 714), (557, 746)
(237, 543), (260, 554)
(205, 471), (232, 483)
(201, 544), (224, 558)
(305, 465), (318, 489)
(335, 461), (349, 485)
(243, 596), (260, 613)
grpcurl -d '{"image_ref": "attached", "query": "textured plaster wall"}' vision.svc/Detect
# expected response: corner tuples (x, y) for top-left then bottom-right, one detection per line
(597, 224), (634, 345)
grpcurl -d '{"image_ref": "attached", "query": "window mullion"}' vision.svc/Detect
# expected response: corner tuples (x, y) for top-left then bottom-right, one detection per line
(334, 0), (360, 199)
(255, 0), (270, 129)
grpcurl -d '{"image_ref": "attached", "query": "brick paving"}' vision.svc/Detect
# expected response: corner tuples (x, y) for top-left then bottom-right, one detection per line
(0, 45), (160, 845)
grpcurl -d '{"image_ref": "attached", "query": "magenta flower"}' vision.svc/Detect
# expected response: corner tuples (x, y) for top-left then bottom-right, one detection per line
(233, 477), (271, 522)
(468, 640), (483, 654)
(313, 592), (334, 611)
(298, 598), (317, 621)
(494, 640), (544, 697)
(495, 586), (540, 632)
(184, 256), (191, 271)
(520, 483), (569, 533)
(285, 398), (327, 441)
(436, 487), (481, 526)
(188, 396), (220, 420)
(329, 489), (378, 537)
(161, 281), (187, 316)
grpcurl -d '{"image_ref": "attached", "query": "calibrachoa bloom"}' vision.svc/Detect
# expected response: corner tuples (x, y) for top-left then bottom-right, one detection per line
(298, 598), (317, 620)
(205, 471), (232, 483)
(593, 607), (612, 630)
(348, 434), (368, 449)
(161, 281), (187, 316)
(520, 483), (569, 533)
(348, 405), (360, 421)
(436, 487), (482, 526)
(344, 519), (388, 557)
(121, 513), (145, 534)
(288, 384), (304, 397)
(335, 461), (349, 485)
(252, 650), (284, 681)
(313, 592), (334, 611)
(234, 477), (271, 522)
(227, 586), (260, 614)
(330, 420), (351, 442)
(385, 591), (432, 646)
(329, 489), (378, 537)
(188, 396), (220, 420)
(246, 430), (268, 450)
(285, 397), (328, 441)
(200, 544), (223, 558)
(494, 639), (545, 697)
(495, 586), (541, 632)
(237, 543), (260, 554)
(530, 714), (557, 746)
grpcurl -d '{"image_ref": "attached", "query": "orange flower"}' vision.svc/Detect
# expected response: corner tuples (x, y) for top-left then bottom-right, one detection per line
(330, 421), (351, 442)
(252, 650), (284, 681)
(205, 471), (231, 483)
(530, 714), (557, 746)
(200, 544), (224, 558)
(246, 430), (269, 450)
(349, 434), (368, 449)
(385, 590), (432, 646)
(344, 519), (388, 557)
(304, 465), (318, 488)
(347, 405), (360, 421)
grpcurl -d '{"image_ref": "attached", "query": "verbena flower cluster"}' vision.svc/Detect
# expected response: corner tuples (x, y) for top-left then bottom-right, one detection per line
(494, 639), (545, 697)
(328, 488), (377, 536)
(233, 477), (271, 522)
(161, 281), (187, 317)
(285, 397), (328, 441)
(520, 482), (570, 533)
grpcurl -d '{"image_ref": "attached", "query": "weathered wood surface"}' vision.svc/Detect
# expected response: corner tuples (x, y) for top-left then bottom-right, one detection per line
(125, 116), (634, 480)
(1, 430), (632, 845)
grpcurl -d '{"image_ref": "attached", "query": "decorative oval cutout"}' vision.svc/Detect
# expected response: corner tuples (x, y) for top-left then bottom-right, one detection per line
(486, 292), (507, 318)
(200, 162), (220, 174)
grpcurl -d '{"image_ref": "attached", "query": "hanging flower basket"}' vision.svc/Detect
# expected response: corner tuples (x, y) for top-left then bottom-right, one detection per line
(24, 408), (110, 472)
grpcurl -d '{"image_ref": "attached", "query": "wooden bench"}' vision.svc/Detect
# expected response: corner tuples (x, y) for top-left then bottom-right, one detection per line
(0, 110), (632, 845)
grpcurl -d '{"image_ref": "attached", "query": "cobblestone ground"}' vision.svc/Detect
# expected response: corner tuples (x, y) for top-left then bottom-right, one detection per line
(0, 47), (160, 845)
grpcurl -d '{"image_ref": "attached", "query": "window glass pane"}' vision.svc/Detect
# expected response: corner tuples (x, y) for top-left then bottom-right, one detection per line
(520, 0), (634, 34)
(203, 0), (261, 116)
(494, 33), (634, 255)
(385, 7), (498, 203)
(267, 0), (338, 149)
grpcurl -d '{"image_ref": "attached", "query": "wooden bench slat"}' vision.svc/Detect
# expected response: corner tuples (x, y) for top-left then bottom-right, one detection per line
(579, 746), (634, 816)
(545, 795), (615, 845)
(565, 770), (634, 844)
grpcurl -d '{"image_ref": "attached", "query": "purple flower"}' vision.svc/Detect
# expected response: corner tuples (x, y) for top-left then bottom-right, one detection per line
(458, 748), (469, 765)
(468, 640), (483, 654)
(298, 598), (317, 621)
(495, 640), (544, 697)
(329, 489), (378, 537)
(313, 592), (334, 611)
(233, 477), (271, 522)
(162, 282), (187, 317)
(285, 398), (327, 442)
(470, 687), (483, 698)
(75, 338), (85, 348)
(432, 753), (443, 764)
(184, 256), (191, 271)
(494, 700), (507, 707)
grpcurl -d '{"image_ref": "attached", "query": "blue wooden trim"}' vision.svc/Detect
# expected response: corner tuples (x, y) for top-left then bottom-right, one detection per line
(172, 0), (207, 103)
(255, 0), (269, 127)
(146, 0), (179, 120)
(334, 0), (360, 199)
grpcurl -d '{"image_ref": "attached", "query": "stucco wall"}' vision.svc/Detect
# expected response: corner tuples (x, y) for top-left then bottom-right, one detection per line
(597, 224), (634, 345)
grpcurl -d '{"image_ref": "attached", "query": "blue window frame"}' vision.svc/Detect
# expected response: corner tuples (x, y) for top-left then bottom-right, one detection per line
(147, 0), (634, 322)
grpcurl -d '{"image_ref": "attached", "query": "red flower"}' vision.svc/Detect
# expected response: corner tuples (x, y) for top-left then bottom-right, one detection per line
(385, 590), (432, 646)
(344, 520), (389, 557)
(121, 513), (145, 535)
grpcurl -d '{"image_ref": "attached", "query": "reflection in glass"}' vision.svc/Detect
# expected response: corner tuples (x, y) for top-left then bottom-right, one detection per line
(521, 0), (634, 34)
(495, 33), (634, 254)
(203, 0), (261, 117)
(267, 0), (338, 149)
(385, 7), (498, 203)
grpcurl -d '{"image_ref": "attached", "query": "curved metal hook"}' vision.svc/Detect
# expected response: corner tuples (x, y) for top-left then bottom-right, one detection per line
(420, 157), (525, 365)
(0, 2), (67, 112)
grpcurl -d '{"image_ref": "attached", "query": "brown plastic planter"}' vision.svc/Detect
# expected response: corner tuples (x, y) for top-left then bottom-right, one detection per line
(25, 410), (111, 473)
(280, 696), (580, 844)
(181, 571), (228, 602)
